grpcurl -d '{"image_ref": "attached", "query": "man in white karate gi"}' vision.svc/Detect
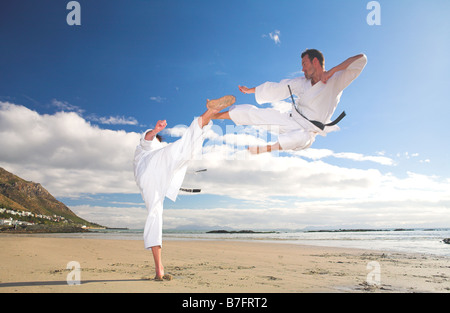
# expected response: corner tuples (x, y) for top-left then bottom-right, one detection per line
(212, 49), (367, 154)
(134, 95), (235, 281)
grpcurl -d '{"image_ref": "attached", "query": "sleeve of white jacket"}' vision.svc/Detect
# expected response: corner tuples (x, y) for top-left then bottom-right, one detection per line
(255, 78), (300, 105)
(332, 54), (368, 92)
(139, 129), (159, 151)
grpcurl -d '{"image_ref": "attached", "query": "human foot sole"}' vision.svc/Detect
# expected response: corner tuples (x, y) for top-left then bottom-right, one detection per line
(207, 95), (236, 111)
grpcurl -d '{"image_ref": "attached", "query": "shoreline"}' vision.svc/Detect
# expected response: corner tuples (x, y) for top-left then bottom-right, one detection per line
(3, 228), (450, 258)
(1, 235), (449, 293)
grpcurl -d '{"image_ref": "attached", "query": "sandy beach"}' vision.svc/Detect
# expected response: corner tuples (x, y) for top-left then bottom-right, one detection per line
(0, 235), (449, 293)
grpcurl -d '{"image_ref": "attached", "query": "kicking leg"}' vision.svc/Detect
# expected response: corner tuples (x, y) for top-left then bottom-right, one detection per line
(248, 142), (282, 155)
(210, 111), (231, 121)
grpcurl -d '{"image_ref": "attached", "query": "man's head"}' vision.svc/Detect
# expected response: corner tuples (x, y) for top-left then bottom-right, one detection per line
(301, 49), (325, 80)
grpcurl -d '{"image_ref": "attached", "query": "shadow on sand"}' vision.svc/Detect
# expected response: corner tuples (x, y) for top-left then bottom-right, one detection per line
(0, 278), (149, 288)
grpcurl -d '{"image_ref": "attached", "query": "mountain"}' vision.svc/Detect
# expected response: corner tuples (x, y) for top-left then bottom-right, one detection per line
(0, 167), (96, 226)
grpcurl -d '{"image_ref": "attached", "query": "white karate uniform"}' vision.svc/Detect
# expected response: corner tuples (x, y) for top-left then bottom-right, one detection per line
(134, 117), (211, 249)
(230, 54), (367, 151)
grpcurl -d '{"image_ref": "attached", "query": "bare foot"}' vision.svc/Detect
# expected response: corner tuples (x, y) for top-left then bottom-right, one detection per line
(206, 95), (236, 112)
(154, 274), (173, 281)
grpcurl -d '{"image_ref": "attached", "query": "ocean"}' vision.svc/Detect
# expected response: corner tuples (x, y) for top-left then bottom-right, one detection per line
(20, 228), (450, 258)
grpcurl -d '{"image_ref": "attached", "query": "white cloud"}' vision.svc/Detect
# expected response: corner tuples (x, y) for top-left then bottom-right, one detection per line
(88, 115), (138, 125)
(333, 152), (394, 165)
(1, 101), (449, 230)
(269, 30), (281, 45)
(262, 30), (281, 45)
(185, 151), (384, 201)
(51, 99), (84, 114)
(269, 100), (292, 114)
(0, 101), (139, 197)
(150, 96), (166, 103)
(294, 149), (395, 166)
(70, 204), (147, 229)
(51, 99), (138, 126)
(163, 125), (188, 137)
(162, 197), (450, 230)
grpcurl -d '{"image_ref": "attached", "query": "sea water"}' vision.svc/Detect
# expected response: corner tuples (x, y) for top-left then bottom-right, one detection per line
(20, 228), (450, 257)
(163, 229), (450, 257)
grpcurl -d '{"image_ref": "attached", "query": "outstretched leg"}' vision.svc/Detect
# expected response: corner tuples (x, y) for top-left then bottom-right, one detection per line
(210, 111), (231, 121)
(248, 142), (283, 155)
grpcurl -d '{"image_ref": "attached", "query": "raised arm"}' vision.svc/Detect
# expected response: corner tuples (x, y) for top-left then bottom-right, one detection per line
(144, 120), (167, 141)
(321, 54), (366, 84)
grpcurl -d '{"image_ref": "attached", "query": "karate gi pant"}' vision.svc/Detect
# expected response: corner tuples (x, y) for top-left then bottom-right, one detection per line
(229, 104), (317, 151)
(136, 117), (208, 249)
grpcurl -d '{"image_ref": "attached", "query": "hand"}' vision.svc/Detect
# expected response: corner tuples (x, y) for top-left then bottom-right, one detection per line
(154, 120), (167, 133)
(145, 120), (167, 141)
(239, 85), (255, 94)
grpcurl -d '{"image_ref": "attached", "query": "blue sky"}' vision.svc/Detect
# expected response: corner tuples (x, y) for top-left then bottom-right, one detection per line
(1, 0), (449, 230)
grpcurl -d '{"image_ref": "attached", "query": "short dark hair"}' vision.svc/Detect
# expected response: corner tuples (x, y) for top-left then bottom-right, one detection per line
(301, 49), (325, 68)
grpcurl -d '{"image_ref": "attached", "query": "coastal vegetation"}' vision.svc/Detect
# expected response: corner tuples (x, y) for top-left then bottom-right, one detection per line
(0, 167), (102, 233)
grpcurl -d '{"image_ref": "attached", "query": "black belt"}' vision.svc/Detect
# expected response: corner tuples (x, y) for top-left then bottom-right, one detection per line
(288, 85), (346, 131)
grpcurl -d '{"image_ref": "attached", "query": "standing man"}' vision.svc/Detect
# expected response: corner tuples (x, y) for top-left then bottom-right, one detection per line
(134, 95), (235, 281)
(212, 49), (367, 154)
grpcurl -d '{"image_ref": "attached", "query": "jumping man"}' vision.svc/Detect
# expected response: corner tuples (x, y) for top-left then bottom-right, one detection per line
(212, 49), (367, 154)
